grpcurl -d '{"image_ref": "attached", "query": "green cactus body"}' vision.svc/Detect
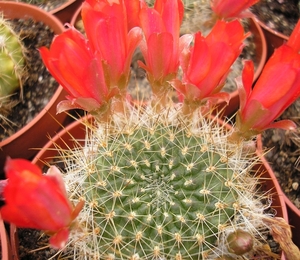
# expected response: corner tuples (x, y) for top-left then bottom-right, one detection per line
(88, 123), (236, 258)
(0, 18), (25, 97)
(61, 106), (271, 260)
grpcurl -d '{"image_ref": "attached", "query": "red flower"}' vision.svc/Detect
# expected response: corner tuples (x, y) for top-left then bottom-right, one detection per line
(124, 0), (141, 30)
(236, 20), (300, 137)
(211, 0), (259, 19)
(81, 0), (142, 90)
(40, 0), (142, 114)
(172, 20), (248, 105)
(138, 0), (189, 93)
(0, 158), (84, 249)
(40, 28), (116, 113)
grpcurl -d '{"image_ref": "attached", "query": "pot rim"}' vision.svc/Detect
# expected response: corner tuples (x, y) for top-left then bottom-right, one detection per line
(0, 2), (65, 146)
(253, 16), (289, 41)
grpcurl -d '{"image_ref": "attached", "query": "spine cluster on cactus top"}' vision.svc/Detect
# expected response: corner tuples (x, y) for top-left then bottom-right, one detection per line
(0, 16), (26, 98)
(57, 106), (274, 260)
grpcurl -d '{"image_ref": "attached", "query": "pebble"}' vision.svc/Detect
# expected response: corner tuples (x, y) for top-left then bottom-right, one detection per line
(274, 171), (280, 178)
(292, 182), (299, 191)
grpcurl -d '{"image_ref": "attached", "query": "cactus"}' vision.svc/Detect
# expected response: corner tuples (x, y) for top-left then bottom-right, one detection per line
(57, 105), (278, 259)
(0, 17), (25, 98)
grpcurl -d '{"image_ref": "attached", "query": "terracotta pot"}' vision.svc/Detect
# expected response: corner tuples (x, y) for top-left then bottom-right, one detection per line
(0, 214), (12, 260)
(254, 17), (289, 60)
(0, 2), (67, 174)
(70, 7), (267, 119)
(50, 0), (84, 24)
(257, 135), (300, 250)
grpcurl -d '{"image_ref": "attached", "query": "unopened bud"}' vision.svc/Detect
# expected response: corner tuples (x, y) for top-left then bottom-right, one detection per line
(226, 229), (253, 255)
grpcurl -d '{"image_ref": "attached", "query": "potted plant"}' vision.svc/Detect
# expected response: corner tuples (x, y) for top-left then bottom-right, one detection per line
(0, 213), (12, 260)
(0, 2), (68, 173)
(1, 0), (300, 259)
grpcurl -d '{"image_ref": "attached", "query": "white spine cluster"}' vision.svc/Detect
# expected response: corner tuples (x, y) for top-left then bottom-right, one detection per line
(51, 104), (276, 260)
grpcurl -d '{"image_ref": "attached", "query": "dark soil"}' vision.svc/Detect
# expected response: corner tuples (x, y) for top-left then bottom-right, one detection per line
(16, 229), (59, 260)
(0, 18), (59, 140)
(7, 0), (69, 12)
(262, 99), (300, 209)
(251, 0), (300, 36)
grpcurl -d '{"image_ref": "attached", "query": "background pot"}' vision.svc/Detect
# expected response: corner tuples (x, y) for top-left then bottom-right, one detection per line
(0, 214), (12, 260)
(0, 2), (67, 174)
(50, 0), (84, 24)
(254, 18), (289, 60)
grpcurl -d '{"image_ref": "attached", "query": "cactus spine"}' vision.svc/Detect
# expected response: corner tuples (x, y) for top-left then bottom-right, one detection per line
(57, 105), (277, 260)
(0, 16), (26, 98)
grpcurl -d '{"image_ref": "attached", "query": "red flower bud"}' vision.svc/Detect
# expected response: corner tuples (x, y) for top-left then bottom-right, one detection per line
(226, 229), (253, 255)
(172, 19), (248, 106)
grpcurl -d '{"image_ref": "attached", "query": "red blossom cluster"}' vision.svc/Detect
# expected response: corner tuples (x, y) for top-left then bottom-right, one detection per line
(39, 0), (300, 135)
(39, 0), (256, 113)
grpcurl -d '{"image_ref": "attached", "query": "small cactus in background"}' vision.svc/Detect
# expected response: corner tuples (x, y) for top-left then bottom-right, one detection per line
(0, 16), (25, 98)
(0, 16), (26, 128)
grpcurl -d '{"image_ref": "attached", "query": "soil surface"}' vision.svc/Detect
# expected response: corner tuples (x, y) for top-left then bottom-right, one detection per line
(16, 228), (59, 260)
(251, 0), (300, 36)
(0, 18), (59, 140)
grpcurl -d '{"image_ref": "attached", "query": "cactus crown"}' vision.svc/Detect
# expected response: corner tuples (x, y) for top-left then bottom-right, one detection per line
(55, 105), (276, 260)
